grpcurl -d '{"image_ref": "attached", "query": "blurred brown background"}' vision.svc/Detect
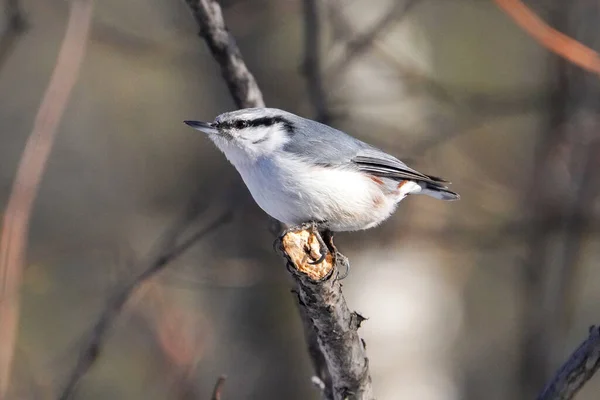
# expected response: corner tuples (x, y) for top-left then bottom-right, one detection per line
(2, 0), (600, 399)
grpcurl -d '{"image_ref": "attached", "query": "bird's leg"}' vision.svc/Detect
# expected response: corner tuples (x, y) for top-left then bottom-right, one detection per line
(316, 229), (349, 280)
(307, 223), (329, 265)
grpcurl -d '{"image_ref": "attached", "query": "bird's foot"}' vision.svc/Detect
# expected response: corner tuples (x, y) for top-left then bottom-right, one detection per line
(274, 221), (331, 265)
(335, 251), (350, 280)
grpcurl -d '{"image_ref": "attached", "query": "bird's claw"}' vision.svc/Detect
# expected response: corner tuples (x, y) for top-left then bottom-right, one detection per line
(335, 252), (350, 280)
(276, 221), (331, 265)
(307, 227), (328, 265)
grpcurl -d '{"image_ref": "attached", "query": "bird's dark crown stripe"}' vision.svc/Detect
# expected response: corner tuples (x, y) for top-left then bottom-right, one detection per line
(217, 116), (294, 133)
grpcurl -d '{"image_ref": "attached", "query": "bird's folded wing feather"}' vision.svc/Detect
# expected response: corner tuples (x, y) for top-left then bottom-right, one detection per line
(352, 148), (449, 186)
(283, 119), (450, 186)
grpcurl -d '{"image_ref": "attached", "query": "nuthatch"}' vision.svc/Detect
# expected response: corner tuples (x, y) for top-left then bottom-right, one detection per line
(185, 108), (458, 234)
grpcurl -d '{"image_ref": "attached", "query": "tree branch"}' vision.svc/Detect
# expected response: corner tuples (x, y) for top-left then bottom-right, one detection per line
(183, 0), (264, 108)
(537, 326), (600, 400)
(297, 299), (334, 400)
(494, 0), (600, 76)
(277, 230), (373, 400)
(210, 375), (227, 400)
(183, 2), (373, 398)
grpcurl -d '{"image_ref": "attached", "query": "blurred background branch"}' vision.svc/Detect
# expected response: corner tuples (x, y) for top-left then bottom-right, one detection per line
(211, 375), (227, 400)
(2, 0), (600, 398)
(301, 0), (330, 123)
(0, 0), (27, 72)
(538, 326), (600, 400)
(59, 208), (231, 399)
(494, 0), (600, 76)
(517, 1), (600, 397)
(326, 0), (420, 79)
(0, 0), (93, 397)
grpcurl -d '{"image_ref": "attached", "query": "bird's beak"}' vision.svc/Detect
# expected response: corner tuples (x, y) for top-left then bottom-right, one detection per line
(184, 120), (219, 135)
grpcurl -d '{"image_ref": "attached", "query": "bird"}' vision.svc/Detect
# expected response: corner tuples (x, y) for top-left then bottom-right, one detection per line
(184, 108), (458, 235)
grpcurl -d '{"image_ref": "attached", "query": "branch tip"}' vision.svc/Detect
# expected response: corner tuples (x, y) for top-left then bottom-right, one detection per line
(211, 375), (227, 400)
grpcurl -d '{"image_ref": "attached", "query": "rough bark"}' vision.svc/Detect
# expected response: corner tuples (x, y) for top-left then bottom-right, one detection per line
(538, 326), (600, 400)
(277, 230), (374, 400)
(185, 2), (373, 398)
(183, 0), (264, 109)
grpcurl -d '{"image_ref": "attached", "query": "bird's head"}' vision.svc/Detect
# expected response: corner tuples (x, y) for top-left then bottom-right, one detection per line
(185, 108), (297, 162)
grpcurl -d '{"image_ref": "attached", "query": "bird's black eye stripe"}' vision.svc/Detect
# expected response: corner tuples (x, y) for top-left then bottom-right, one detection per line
(247, 117), (276, 128)
(216, 116), (295, 134)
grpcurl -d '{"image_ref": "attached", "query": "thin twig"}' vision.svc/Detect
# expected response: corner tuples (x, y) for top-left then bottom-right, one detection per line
(326, 0), (420, 77)
(0, 1), (94, 397)
(324, 0), (352, 43)
(183, 0), (264, 108)
(324, 0), (546, 158)
(58, 209), (232, 399)
(130, 278), (204, 399)
(210, 375), (227, 400)
(494, 0), (600, 76)
(537, 326), (600, 400)
(301, 0), (330, 123)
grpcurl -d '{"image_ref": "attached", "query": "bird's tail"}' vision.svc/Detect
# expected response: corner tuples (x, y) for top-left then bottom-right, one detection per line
(417, 175), (460, 201)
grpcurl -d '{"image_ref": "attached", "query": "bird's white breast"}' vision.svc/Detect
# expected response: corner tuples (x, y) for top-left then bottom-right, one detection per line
(232, 154), (398, 231)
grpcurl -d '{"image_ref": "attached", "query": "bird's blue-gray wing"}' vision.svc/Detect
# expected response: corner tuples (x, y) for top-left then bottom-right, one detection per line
(283, 117), (447, 185)
(282, 117), (366, 166)
(352, 148), (449, 185)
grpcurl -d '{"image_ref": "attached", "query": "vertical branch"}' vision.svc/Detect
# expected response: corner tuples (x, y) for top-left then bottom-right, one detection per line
(277, 230), (373, 400)
(518, 2), (600, 396)
(0, 0), (94, 397)
(549, 123), (600, 342)
(183, 2), (374, 398)
(183, 0), (264, 109)
(301, 0), (330, 123)
(518, 56), (569, 398)
(296, 300), (333, 399)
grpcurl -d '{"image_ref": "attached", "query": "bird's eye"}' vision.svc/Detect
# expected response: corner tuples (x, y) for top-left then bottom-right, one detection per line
(235, 120), (247, 129)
